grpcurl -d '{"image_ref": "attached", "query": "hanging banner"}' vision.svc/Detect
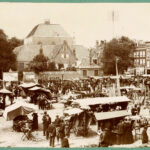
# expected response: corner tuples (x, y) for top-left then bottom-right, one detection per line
(23, 72), (36, 82)
(3, 72), (18, 81)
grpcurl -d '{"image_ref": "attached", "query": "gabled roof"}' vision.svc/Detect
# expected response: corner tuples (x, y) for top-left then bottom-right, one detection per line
(14, 45), (55, 62)
(26, 23), (71, 38)
(78, 57), (100, 69)
(71, 45), (89, 61)
(14, 43), (89, 63)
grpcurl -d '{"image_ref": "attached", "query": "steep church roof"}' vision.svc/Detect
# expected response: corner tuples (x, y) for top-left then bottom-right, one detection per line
(26, 23), (71, 38)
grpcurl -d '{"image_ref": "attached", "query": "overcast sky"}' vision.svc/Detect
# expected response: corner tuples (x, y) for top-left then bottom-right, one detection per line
(0, 3), (150, 48)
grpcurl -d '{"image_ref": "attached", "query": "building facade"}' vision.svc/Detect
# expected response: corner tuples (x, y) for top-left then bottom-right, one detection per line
(14, 21), (88, 71)
(133, 41), (150, 75)
(77, 41), (104, 76)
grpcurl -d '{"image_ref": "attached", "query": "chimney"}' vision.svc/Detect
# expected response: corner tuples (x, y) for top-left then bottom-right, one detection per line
(45, 19), (50, 24)
(39, 44), (43, 55)
(96, 40), (99, 48)
(89, 49), (92, 65)
(73, 49), (76, 57)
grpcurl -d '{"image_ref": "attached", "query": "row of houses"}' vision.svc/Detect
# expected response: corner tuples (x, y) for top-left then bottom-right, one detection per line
(14, 20), (149, 77)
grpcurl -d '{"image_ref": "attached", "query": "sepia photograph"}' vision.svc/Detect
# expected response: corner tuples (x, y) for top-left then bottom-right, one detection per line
(0, 2), (150, 148)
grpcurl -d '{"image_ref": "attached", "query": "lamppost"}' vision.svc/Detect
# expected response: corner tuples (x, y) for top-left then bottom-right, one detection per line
(115, 57), (121, 96)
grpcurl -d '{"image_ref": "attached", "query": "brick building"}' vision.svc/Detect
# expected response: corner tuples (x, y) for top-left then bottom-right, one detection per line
(77, 40), (104, 76)
(133, 41), (150, 75)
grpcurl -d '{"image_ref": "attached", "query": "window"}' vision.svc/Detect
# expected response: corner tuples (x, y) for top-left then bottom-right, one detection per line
(147, 61), (150, 67)
(93, 59), (97, 64)
(61, 54), (64, 58)
(83, 70), (87, 76)
(143, 59), (145, 65)
(140, 51), (143, 57)
(134, 59), (137, 65)
(134, 52), (137, 57)
(147, 51), (150, 58)
(140, 59), (142, 65)
(143, 51), (146, 57)
(94, 70), (98, 76)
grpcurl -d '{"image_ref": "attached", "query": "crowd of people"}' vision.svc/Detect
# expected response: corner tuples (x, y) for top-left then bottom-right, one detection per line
(42, 112), (70, 147)
(1, 74), (150, 147)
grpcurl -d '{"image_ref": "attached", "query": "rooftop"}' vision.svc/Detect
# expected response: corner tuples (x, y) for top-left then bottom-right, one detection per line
(26, 22), (71, 38)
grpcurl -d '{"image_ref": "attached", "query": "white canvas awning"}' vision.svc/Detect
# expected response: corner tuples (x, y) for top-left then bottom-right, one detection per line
(0, 88), (12, 94)
(29, 86), (50, 93)
(94, 110), (131, 121)
(3, 102), (37, 121)
(73, 96), (130, 106)
(19, 83), (39, 88)
(64, 108), (83, 116)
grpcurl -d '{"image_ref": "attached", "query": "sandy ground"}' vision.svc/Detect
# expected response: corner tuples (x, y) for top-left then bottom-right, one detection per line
(0, 101), (150, 148)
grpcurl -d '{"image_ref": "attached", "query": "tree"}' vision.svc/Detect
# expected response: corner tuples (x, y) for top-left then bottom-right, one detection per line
(8, 37), (23, 51)
(48, 62), (57, 71)
(0, 29), (17, 78)
(30, 49), (49, 74)
(102, 36), (136, 75)
(58, 63), (64, 70)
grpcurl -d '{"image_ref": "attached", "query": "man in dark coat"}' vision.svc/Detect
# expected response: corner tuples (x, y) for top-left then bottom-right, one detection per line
(42, 112), (51, 137)
(48, 123), (56, 147)
(116, 120), (124, 145)
(142, 127), (148, 144)
(124, 119), (133, 144)
(54, 115), (61, 127)
(99, 128), (110, 147)
(32, 113), (38, 131)
(61, 136), (70, 148)
(58, 123), (65, 144)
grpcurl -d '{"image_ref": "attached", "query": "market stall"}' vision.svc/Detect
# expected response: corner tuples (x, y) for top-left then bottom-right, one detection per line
(3, 102), (36, 121)
(64, 107), (91, 136)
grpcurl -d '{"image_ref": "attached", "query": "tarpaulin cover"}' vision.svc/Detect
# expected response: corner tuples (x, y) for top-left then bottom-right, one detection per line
(0, 88), (12, 94)
(73, 96), (130, 106)
(3, 102), (36, 121)
(94, 110), (131, 121)
(29, 86), (50, 93)
(19, 83), (39, 88)
(64, 108), (83, 116)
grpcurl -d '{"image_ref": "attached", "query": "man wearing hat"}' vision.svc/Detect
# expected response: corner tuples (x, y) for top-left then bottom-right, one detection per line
(116, 120), (124, 145)
(48, 122), (56, 147)
(54, 115), (61, 127)
(42, 111), (51, 137)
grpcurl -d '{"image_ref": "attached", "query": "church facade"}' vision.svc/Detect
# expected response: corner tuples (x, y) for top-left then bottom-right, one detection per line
(14, 21), (88, 71)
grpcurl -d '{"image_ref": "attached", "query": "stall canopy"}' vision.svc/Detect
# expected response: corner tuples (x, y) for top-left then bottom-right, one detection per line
(3, 102), (37, 121)
(19, 83), (40, 88)
(120, 85), (141, 91)
(0, 88), (12, 94)
(64, 108), (83, 116)
(73, 96), (130, 106)
(94, 110), (131, 121)
(29, 86), (50, 93)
